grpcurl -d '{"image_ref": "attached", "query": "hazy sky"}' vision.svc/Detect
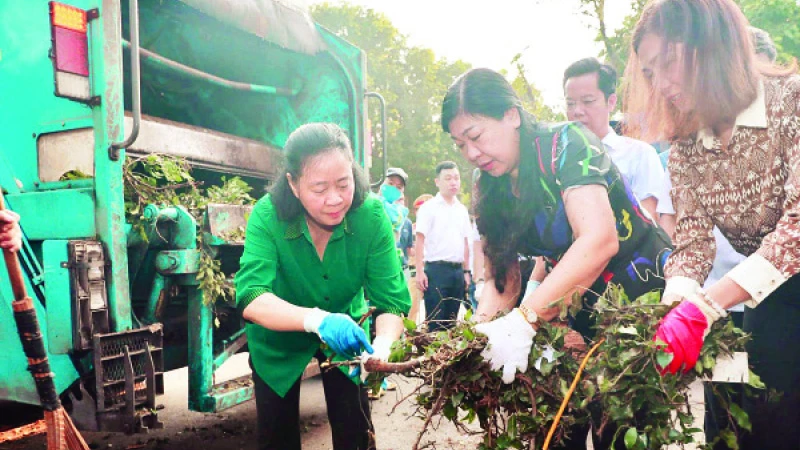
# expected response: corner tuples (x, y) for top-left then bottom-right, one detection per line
(309, 0), (634, 110)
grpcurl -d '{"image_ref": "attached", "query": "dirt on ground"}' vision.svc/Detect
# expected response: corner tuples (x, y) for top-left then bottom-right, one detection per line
(1, 352), (705, 450)
(1, 358), (481, 450)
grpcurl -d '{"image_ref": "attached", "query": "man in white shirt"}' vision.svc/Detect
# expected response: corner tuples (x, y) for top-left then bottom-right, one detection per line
(563, 57), (664, 221)
(415, 161), (472, 331)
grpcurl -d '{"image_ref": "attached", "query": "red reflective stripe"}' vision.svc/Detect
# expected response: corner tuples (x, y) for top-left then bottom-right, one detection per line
(53, 26), (89, 76)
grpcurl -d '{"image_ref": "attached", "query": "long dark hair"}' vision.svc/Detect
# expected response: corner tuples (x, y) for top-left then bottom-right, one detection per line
(270, 123), (369, 222)
(441, 68), (549, 293)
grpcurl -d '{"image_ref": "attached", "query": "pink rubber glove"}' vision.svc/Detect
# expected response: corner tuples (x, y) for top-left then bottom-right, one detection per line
(654, 301), (709, 374)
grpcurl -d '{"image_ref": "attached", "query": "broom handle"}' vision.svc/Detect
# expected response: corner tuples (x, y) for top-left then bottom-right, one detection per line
(0, 189), (61, 411)
(0, 191), (27, 301)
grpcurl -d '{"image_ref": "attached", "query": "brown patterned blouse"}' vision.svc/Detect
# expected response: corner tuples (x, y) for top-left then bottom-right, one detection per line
(664, 74), (800, 307)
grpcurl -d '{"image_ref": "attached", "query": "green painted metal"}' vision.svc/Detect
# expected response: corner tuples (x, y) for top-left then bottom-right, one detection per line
(187, 285), (214, 412)
(210, 383), (254, 412)
(0, 0), (369, 420)
(43, 240), (73, 355)
(96, 0), (133, 332)
(213, 328), (246, 371)
(6, 189), (96, 240)
(121, 40), (300, 96)
(155, 250), (201, 275)
(35, 178), (95, 191)
(317, 26), (367, 165)
(0, 248), (79, 406)
(144, 205), (197, 250)
(143, 272), (166, 325)
(129, 0), (359, 150)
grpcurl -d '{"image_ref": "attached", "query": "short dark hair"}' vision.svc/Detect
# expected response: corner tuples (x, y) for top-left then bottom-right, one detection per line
(435, 161), (458, 176)
(270, 123), (369, 222)
(563, 57), (617, 99)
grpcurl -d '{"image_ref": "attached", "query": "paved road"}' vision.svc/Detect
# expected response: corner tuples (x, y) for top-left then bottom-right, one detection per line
(2, 353), (706, 450)
(3, 354), (479, 450)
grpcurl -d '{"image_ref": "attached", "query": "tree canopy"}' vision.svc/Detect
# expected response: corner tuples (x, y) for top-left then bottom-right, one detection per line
(584, 0), (799, 72)
(311, 2), (561, 209)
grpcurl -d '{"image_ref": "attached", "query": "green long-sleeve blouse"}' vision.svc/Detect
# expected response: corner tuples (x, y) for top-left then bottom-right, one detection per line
(235, 193), (411, 397)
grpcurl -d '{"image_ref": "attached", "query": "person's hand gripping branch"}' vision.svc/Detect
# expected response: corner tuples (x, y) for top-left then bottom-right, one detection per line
(353, 335), (394, 381)
(655, 290), (726, 374)
(304, 308), (374, 359)
(475, 306), (538, 384)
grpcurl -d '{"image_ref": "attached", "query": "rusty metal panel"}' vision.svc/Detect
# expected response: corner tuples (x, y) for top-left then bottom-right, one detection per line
(125, 115), (282, 180)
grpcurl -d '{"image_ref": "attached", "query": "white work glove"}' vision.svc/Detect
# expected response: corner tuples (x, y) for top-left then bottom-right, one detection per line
(474, 309), (536, 384)
(356, 335), (394, 382)
(474, 281), (485, 302)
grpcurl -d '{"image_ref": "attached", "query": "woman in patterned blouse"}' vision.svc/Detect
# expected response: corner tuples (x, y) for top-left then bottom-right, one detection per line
(625, 0), (800, 448)
(441, 68), (673, 449)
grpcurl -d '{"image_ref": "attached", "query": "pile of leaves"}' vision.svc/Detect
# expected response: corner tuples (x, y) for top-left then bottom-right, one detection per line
(122, 154), (255, 305)
(371, 287), (756, 450)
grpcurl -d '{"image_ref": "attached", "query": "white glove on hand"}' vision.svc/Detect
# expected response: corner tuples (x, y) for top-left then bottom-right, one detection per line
(358, 335), (394, 382)
(474, 309), (536, 384)
(474, 281), (485, 302)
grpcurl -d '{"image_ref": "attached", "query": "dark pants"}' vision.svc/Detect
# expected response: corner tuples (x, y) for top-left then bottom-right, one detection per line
(704, 274), (800, 450)
(251, 353), (375, 450)
(423, 262), (465, 332)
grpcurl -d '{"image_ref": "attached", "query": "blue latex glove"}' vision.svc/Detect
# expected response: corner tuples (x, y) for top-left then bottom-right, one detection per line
(305, 309), (374, 359)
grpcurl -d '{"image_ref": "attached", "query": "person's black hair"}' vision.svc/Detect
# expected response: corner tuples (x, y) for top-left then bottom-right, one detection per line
(440, 68), (551, 293)
(435, 161), (458, 176)
(270, 123), (368, 222)
(563, 57), (617, 99)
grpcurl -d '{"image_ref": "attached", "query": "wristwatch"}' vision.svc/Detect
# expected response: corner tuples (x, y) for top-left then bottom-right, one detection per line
(517, 303), (539, 326)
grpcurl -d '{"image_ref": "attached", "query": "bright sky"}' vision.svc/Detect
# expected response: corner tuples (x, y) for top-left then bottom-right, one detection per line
(307, 0), (634, 111)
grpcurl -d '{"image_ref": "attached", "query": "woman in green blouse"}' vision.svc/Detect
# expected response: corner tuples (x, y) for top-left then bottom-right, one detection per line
(235, 123), (410, 450)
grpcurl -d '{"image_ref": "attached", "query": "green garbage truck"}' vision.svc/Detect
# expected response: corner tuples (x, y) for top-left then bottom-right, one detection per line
(0, 0), (386, 433)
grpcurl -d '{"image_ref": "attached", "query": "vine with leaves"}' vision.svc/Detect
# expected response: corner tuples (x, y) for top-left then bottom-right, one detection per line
(122, 154), (255, 307)
(339, 287), (757, 450)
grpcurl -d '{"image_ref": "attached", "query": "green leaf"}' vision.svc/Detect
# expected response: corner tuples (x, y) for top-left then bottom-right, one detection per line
(702, 353), (715, 371)
(443, 401), (457, 420)
(747, 370), (766, 389)
(624, 427), (638, 449)
(402, 317), (417, 332)
(618, 326), (639, 336)
(507, 415), (517, 439)
(694, 359), (704, 374)
(729, 402), (752, 431)
(451, 391), (465, 407)
(656, 351), (673, 368)
(462, 327), (475, 341)
(719, 429), (739, 450)
(636, 290), (662, 305)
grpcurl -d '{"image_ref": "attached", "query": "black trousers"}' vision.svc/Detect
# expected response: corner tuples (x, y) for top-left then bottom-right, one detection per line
(704, 274), (800, 450)
(423, 262), (466, 332)
(251, 353), (375, 450)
